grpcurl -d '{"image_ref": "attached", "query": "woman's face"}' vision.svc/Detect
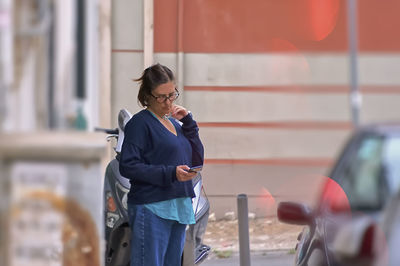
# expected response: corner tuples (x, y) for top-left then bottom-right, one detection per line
(148, 81), (176, 115)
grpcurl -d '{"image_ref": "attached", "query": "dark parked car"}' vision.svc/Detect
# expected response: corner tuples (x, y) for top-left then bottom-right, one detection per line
(331, 181), (400, 266)
(375, 187), (400, 266)
(278, 123), (400, 266)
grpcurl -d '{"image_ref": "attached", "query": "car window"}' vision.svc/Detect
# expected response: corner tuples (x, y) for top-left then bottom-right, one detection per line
(340, 136), (385, 211)
(336, 135), (400, 212)
(383, 137), (400, 193)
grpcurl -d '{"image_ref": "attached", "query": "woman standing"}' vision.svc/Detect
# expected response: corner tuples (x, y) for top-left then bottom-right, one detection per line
(119, 63), (204, 266)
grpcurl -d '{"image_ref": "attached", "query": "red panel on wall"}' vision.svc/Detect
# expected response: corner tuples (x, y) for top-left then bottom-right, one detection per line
(358, 0), (400, 51)
(184, 0), (348, 52)
(154, 0), (179, 52)
(154, 0), (400, 53)
(155, 0), (348, 53)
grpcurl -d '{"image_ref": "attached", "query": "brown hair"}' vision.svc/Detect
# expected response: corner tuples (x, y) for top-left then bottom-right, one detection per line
(135, 63), (175, 107)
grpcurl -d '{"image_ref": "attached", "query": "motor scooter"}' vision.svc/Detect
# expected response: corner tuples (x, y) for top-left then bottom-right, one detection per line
(97, 109), (211, 266)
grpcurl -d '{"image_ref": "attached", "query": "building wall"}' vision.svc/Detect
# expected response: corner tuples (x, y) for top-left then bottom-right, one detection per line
(111, 0), (400, 218)
(111, 0), (145, 124)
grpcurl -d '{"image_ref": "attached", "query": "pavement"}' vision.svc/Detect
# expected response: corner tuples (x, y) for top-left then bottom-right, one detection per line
(202, 216), (303, 262)
(202, 251), (295, 266)
(203, 216), (302, 253)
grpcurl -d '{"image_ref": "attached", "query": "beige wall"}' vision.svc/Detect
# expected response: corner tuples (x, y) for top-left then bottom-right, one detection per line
(111, 0), (145, 126)
(110, 1), (400, 218)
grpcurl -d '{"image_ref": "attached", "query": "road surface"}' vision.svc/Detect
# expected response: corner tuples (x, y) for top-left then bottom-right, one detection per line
(201, 251), (295, 266)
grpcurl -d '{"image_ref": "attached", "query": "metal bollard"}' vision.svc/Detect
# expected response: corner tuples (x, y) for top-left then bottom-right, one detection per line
(237, 194), (251, 266)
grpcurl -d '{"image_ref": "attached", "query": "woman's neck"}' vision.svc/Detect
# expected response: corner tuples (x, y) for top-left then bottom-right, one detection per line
(147, 107), (169, 120)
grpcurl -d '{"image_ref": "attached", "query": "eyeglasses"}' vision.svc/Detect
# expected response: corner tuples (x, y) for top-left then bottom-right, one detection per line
(150, 88), (180, 103)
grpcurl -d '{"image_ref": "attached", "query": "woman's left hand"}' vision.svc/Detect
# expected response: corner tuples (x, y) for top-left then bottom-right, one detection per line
(176, 165), (197, 182)
(171, 104), (188, 120)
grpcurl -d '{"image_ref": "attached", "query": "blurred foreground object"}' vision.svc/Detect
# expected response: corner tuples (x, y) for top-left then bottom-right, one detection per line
(0, 132), (106, 266)
(1, 0), (103, 132)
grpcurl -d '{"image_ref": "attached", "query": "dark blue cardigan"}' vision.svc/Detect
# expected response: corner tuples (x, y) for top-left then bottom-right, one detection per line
(119, 109), (204, 205)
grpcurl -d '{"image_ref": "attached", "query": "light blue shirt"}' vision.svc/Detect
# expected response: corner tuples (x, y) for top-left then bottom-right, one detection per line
(144, 197), (196, 225)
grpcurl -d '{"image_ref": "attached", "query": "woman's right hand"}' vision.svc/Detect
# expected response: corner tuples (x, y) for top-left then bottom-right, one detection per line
(176, 165), (197, 182)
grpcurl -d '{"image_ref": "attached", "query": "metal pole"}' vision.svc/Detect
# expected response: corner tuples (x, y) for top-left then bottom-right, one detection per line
(176, 0), (185, 105)
(347, 0), (361, 127)
(237, 194), (251, 266)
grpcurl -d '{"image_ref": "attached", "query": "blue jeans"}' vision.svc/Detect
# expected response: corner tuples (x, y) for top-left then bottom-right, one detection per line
(128, 204), (186, 266)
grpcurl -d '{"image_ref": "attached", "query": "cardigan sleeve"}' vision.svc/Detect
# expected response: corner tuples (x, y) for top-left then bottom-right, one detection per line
(119, 117), (177, 187)
(180, 112), (204, 167)
(119, 141), (177, 187)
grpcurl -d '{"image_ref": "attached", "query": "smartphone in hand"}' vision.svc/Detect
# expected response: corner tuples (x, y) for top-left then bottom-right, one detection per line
(188, 165), (203, 173)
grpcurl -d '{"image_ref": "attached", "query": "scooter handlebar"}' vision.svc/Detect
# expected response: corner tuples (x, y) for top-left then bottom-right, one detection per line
(95, 127), (119, 135)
